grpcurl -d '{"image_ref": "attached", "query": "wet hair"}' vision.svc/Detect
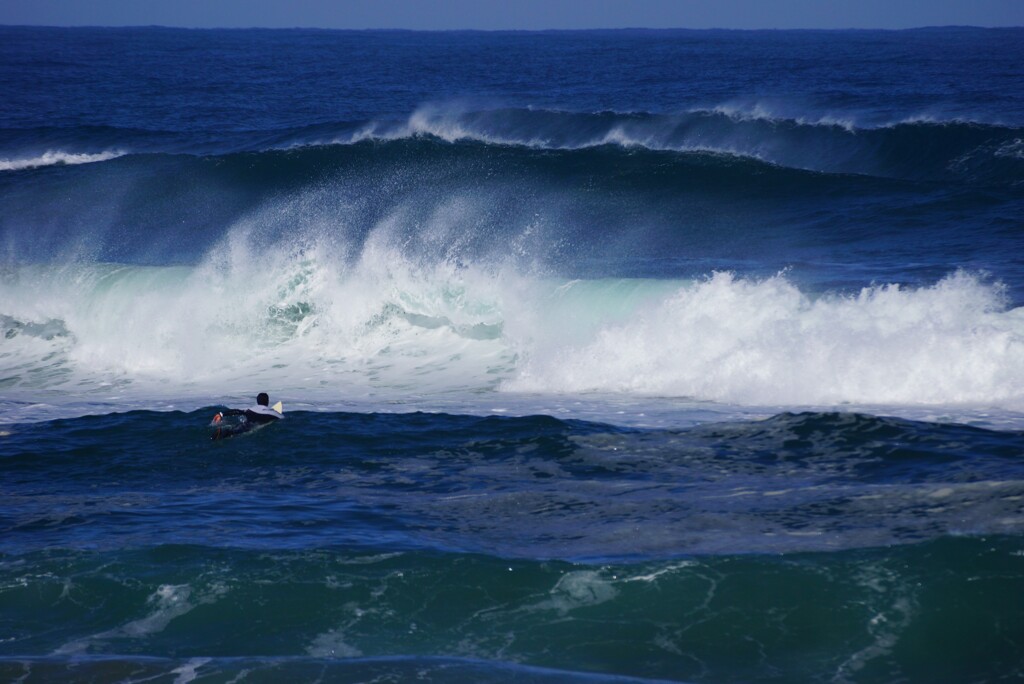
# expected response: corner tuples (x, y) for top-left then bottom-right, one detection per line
(257, 392), (269, 406)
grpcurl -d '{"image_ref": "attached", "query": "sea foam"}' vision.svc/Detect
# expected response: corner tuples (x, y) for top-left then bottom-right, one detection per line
(507, 270), (1024, 406)
(2, 224), (1022, 411)
(0, 149), (124, 171)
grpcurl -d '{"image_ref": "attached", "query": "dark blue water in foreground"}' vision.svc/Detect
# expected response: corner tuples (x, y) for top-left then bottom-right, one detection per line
(2, 26), (1024, 682)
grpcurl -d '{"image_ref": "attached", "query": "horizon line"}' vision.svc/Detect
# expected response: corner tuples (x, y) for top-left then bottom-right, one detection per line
(1, 23), (1021, 32)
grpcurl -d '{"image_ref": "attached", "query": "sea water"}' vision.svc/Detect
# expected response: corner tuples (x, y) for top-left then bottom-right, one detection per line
(1, 26), (1023, 682)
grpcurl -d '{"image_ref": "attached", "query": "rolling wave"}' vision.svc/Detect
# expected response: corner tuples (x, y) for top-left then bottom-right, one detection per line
(3, 106), (1022, 184)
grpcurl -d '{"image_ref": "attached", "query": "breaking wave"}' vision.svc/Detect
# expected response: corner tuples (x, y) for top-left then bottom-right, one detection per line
(2, 233), (1023, 410)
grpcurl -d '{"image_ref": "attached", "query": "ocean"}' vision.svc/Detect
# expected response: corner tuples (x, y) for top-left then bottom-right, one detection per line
(1, 25), (1023, 683)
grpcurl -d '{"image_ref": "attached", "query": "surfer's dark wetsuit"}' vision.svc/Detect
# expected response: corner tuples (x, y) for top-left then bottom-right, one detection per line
(211, 393), (283, 440)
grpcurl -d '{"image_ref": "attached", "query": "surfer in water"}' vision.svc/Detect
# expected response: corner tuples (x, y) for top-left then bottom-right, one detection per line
(211, 392), (283, 440)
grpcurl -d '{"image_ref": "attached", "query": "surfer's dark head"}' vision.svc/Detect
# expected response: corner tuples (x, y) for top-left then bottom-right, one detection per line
(257, 392), (269, 406)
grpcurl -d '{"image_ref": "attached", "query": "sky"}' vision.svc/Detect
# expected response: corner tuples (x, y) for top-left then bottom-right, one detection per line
(0, 0), (1022, 30)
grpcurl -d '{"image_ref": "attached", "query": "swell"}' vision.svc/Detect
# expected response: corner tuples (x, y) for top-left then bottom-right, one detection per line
(1, 538), (1022, 683)
(3, 109), (1023, 185)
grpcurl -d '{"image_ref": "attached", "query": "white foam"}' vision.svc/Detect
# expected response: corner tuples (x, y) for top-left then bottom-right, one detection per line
(695, 102), (860, 132)
(4, 225), (1024, 420)
(833, 567), (916, 682)
(283, 104), (1017, 168)
(172, 658), (212, 684)
(886, 111), (1010, 129)
(53, 582), (226, 655)
(307, 628), (363, 658)
(705, 102), (787, 124)
(386, 104), (858, 171)
(520, 570), (619, 617)
(0, 150), (124, 171)
(506, 270), (1024, 406)
(621, 561), (698, 584)
(122, 584), (196, 637)
(996, 138), (1024, 160)
(312, 105), (826, 162)
(595, 125), (771, 163)
(403, 106), (553, 148)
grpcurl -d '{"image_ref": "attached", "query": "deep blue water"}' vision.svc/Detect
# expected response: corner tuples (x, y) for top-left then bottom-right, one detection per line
(1, 26), (1024, 683)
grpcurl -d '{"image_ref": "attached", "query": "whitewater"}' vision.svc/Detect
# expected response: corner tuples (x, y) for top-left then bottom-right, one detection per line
(4, 231), (1024, 426)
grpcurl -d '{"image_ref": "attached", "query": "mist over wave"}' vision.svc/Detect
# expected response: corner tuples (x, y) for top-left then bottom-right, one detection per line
(2, 133), (1020, 285)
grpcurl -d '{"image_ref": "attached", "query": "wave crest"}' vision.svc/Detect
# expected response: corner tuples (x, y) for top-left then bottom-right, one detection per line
(301, 105), (1024, 184)
(4, 106), (1021, 186)
(0, 149), (125, 171)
